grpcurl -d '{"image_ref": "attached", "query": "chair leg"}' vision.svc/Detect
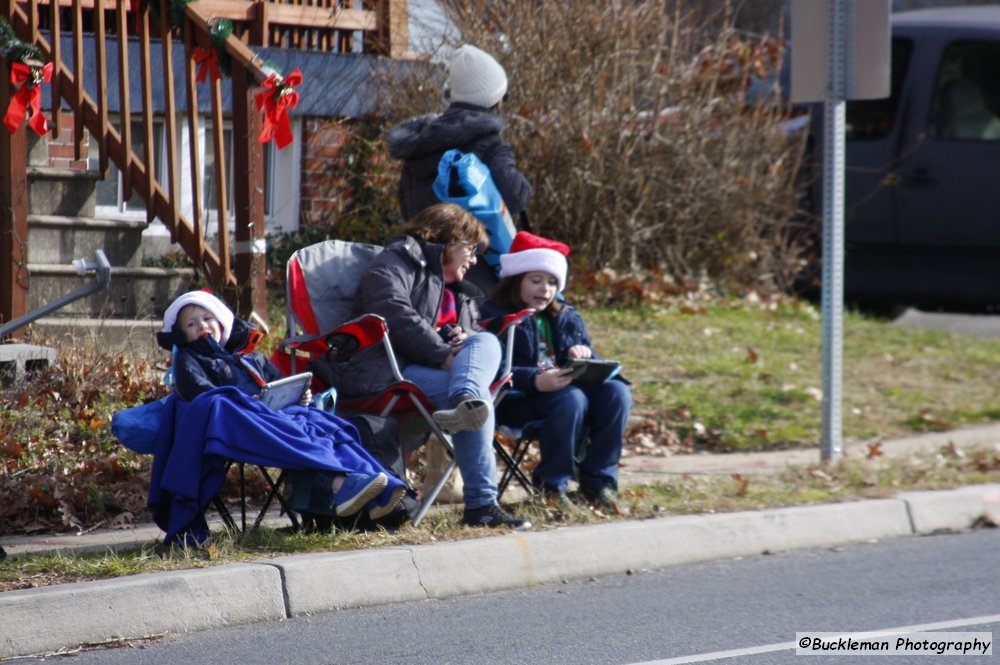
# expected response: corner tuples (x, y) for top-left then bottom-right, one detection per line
(212, 495), (239, 532)
(412, 455), (459, 526)
(238, 463), (247, 532)
(496, 436), (536, 500)
(253, 468), (301, 531)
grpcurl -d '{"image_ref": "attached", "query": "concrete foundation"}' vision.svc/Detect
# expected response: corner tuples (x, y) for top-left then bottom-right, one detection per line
(0, 344), (58, 386)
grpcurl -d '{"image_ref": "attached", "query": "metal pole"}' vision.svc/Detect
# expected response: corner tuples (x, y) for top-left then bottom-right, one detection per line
(0, 251), (112, 340)
(820, 0), (847, 462)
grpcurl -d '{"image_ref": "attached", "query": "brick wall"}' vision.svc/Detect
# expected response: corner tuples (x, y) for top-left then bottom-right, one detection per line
(299, 117), (353, 229)
(28, 121), (90, 170)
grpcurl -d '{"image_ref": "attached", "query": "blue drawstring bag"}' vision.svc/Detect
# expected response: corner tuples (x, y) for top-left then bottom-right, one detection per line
(433, 149), (517, 275)
(111, 395), (172, 454)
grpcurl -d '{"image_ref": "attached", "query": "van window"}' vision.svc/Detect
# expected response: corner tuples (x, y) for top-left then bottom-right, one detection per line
(929, 40), (1000, 141)
(845, 38), (912, 140)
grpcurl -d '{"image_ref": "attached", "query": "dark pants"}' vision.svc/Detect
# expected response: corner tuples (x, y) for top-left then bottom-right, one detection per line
(497, 379), (632, 493)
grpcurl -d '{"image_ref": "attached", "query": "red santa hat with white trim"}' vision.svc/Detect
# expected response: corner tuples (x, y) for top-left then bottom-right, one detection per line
(161, 289), (235, 345)
(499, 231), (570, 292)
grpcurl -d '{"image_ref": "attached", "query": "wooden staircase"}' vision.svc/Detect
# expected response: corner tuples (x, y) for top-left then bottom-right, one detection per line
(0, 0), (408, 351)
(23, 130), (194, 346)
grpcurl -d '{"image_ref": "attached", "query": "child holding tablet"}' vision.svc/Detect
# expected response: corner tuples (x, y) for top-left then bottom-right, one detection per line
(481, 233), (632, 516)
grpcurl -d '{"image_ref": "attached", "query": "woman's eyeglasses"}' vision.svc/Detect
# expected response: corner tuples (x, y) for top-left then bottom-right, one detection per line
(453, 240), (484, 255)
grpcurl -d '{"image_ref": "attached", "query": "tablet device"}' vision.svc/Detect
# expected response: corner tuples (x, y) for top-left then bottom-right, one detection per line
(259, 372), (312, 410)
(563, 359), (621, 387)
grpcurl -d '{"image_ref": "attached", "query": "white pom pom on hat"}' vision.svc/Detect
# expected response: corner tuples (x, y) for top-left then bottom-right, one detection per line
(161, 289), (235, 345)
(499, 231), (571, 292)
(448, 44), (508, 109)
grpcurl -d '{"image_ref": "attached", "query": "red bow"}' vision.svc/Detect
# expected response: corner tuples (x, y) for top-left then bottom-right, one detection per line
(254, 69), (301, 149)
(4, 61), (53, 136)
(193, 47), (221, 84)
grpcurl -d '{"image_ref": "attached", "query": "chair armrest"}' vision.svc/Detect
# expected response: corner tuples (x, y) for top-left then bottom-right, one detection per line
(482, 307), (535, 336)
(280, 314), (391, 356)
(319, 314), (407, 384)
(328, 313), (390, 350)
(278, 331), (328, 356)
(482, 308), (534, 390)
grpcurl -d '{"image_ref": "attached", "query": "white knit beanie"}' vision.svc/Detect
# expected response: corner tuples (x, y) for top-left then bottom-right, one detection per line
(161, 289), (235, 345)
(499, 231), (570, 292)
(448, 44), (508, 109)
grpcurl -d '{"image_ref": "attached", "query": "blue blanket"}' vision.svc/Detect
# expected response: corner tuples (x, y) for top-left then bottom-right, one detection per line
(148, 387), (402, 544)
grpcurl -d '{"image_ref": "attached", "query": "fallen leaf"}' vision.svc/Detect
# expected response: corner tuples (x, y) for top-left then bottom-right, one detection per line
(809, 467), (832, 481)
(943, 441), (966, 459)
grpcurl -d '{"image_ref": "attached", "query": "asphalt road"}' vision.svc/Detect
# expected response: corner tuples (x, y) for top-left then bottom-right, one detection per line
(25, 528), (999, 665)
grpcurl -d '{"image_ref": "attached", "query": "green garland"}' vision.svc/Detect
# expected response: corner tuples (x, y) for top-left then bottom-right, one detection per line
(142, 0), (196, 31)
(209, 18), (234, 79)
(140, 0), (234, 81)
(0, 17), (43, 66)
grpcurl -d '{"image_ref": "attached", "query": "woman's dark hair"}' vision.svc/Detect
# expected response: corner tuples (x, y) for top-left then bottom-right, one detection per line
(398, 203), (489, 264)
(491, 274), (563, 314)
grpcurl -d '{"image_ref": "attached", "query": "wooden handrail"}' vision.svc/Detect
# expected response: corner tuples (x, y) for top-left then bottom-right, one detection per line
(0, 0), (404, 325)
(14, 0), (382, 48)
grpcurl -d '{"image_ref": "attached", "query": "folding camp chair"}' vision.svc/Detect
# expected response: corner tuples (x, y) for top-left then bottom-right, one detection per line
(276, 239), (534, 525)
(495, 421), (542, 500)
(156, 349), (300, 536)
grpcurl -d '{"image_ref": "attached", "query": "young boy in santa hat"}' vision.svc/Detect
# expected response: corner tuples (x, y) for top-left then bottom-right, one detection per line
(480, 232), (632, 516)
(156, 290), (405, 533)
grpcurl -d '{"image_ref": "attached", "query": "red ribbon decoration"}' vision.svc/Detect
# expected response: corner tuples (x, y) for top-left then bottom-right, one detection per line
(4, 61), (53, 136)
(254, 69), (301, 150)
(193, 47), (221, 84)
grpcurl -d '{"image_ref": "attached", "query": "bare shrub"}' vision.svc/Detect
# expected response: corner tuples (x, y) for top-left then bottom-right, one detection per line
(376, 0), (811, 295)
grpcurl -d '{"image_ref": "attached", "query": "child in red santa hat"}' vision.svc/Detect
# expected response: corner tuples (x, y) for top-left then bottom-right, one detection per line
(480, 232), (632, 516)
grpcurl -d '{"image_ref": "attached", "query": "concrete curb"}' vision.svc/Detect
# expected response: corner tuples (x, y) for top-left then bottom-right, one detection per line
(898, 483), (1000, 534)
(1, 485), (997, 659)
(0, 564), (285, 659)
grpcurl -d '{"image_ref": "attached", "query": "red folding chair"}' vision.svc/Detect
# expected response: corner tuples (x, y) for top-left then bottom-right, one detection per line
(276, 239), (534, 525)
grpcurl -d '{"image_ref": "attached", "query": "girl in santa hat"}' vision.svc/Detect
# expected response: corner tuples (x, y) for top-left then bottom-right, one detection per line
(481, 232), (633, 516)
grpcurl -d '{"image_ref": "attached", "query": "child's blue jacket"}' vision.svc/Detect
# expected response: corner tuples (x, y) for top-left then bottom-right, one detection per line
(156, 317), (282, 401)
(479, 301), (595, 394)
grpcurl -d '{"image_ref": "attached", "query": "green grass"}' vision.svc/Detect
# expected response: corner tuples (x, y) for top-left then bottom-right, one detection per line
(6, 295), (1000, 588)
(586, 299), (1000, 451)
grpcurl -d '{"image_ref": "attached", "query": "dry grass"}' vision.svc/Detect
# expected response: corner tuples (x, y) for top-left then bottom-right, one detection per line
(2, 441), (997, 592)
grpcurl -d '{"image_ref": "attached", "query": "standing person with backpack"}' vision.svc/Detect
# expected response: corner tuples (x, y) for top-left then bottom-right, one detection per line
(388, 44), (532, 221)
(387, 44), (533, 293)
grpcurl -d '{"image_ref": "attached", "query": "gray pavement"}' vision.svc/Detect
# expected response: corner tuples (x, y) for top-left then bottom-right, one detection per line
(2, 425), (1000, 660)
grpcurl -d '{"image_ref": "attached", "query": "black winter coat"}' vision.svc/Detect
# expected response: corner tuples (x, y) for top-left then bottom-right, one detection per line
(156, 317), (282, 402)
(353, 235), (481, 373)
(387, 102), (532, 220)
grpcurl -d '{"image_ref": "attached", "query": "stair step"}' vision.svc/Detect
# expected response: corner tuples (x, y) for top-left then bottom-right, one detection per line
(27, 167), (99, 218)
(28, 214), (148, 267)
(25, 318), (165, 358)
(26, 264), (198, 319)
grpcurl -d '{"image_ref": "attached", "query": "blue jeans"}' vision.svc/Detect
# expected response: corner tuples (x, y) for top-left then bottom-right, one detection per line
(497, 379), (632, 494)
(402, 333), (501, 509)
